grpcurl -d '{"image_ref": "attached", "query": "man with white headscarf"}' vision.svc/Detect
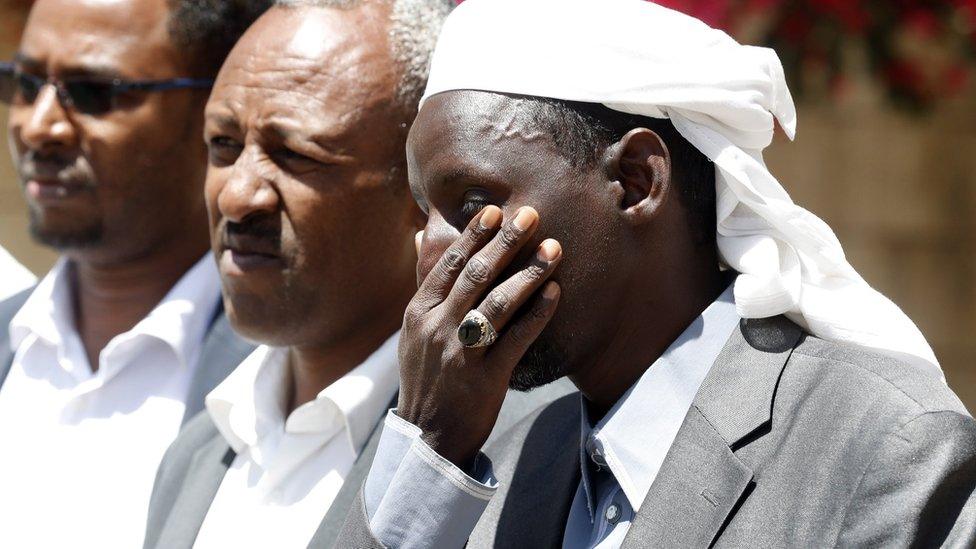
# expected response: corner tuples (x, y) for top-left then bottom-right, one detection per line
(336, 0), (976, 546)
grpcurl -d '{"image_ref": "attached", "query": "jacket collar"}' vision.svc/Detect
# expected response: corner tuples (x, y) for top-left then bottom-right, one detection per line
(622, 315), (803, 548)
(582, 285), (739, 514)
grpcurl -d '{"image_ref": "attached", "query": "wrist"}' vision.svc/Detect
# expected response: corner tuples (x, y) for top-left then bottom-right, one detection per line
(419, 430), (480, 472)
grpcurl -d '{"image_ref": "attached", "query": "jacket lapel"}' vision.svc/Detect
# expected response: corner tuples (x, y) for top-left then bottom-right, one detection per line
(622, 316), (803, 548)
(307, 395), (397, 549)
(155, 436), (236, 549)
(487, 395), (582, 548)
(180, 308), (256, 426)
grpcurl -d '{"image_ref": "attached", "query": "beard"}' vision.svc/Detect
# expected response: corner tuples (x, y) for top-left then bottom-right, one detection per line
(28, 205), (104, 249)
(508, 335), (569, 392)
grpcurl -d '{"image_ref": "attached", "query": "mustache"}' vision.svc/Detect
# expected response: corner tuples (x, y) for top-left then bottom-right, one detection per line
(18, 150), (95, 188)
(220, 216), (282, 251)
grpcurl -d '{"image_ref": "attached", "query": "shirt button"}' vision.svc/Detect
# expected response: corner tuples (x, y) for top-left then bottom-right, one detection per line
(606, 503), (621, 524)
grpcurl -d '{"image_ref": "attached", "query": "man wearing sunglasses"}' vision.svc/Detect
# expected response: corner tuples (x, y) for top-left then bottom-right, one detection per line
(0, 0), (271, 546)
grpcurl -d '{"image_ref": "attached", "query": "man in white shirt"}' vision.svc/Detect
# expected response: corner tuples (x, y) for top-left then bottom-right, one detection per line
(143, 1), (573, 547)
(0, 245), (36, 300)
(0, 0), (271, 547)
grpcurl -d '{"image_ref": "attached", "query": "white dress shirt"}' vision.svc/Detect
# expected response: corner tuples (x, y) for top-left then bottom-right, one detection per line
(362, 284), (740, 549)
(194, 333), (400, 549)
(0, 245), (37, 300)
(0, 255), (221, 549)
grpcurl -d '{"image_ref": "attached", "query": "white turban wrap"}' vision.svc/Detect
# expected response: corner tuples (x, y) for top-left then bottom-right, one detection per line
(421, 0), (942, 375)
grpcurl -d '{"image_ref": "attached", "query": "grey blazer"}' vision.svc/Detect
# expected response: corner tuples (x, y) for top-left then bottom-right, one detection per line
(0, 287), (254, 426)
(336, 316), (976, 548)
(143, 375), (574, 548)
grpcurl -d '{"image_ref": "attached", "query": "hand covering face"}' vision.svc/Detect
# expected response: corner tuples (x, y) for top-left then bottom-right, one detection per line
(420, 0), (941, 375)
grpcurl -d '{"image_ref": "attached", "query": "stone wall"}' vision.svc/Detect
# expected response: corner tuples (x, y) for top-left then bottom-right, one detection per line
(765, 102), (976, 406)
(0, 2), (973, 406)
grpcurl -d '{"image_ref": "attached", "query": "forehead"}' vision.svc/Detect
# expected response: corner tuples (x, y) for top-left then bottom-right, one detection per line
(19, 0), (179, 77)
(207, 5), (397, 136)
(407, 91), (567, 186)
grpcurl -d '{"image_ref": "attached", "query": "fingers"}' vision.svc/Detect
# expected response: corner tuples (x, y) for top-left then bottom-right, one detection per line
(490, 281), (561, 365)
(475, 238), (561, 332)
(444, 207), (540, 314)
(414, 206), (502, 311)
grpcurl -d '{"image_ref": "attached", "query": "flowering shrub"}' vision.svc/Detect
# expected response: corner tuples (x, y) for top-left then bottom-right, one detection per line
(655, 0), (976, 109)
(455, 0), (975, 109)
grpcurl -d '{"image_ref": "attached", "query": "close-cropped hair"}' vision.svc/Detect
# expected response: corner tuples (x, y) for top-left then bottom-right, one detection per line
(168, 0), (275, 77)
(525, 97), (718, 246)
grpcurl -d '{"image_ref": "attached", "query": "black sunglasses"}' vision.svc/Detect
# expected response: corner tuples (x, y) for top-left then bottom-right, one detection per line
(0, 62), (213, 115)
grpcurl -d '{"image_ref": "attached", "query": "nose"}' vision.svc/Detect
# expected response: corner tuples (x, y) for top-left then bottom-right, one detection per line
(215, 145), (280, 223)
(416, 214), (461, 284)
(13, 84), (77, 152)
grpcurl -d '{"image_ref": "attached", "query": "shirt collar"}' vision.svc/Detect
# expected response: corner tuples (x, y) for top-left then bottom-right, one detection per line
(580, 283), (740, 514)
(206, 332), (400, 458)
(8, 255), (221, 375)
(9, 257), (74, 351)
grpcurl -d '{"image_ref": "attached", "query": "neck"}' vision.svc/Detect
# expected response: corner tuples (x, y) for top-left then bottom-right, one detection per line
(69, 238), (209, 371)
(571, 262), (732, 417)
(286, 312), (402, 415)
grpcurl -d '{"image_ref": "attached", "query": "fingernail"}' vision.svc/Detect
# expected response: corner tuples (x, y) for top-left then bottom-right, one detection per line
(536, 239), (561, 262)
(480, 206), (502, 229)
(543, 282), (559, 299)
(415, 231), (423, 254)
(513, 207), (537, 231)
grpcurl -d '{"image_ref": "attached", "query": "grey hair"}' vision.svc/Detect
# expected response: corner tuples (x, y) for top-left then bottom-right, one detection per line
(275, 0), (453, 113)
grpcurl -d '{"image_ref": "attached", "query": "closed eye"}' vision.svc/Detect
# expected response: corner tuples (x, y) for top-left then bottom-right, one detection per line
(207, 136), (243, 166)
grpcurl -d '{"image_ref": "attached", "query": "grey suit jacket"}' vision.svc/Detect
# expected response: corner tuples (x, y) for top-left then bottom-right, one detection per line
(0, 287), (254, 426)
(336, 316), (976, 548)
(143, 376), (574, 548)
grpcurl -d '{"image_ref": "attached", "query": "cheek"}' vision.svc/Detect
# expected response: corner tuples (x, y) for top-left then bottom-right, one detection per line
(203, 171), (225, 226)
(86, 97), (197, 174)
(6, 108), (28, 153)
(417, 215), (460, 283)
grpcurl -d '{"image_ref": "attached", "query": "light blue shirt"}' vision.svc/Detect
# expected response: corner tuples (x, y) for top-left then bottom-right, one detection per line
(364, 284), (739, 548)
(563, 284), (739, 548)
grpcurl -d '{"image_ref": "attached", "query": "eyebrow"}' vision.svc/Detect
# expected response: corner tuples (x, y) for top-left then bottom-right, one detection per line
(436, 166), (493, 186)
(205, 113), (241, 133)
(13, 52), (125, 80)
(266, 120), (356, 160)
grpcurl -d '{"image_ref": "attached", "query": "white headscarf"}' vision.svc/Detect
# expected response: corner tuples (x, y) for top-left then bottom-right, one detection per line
(421, 0), (942, 375)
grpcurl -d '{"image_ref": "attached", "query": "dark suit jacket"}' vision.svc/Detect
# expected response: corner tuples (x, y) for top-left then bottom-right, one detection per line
(0, 286), (255, 426)
(336, 316), (976, 548)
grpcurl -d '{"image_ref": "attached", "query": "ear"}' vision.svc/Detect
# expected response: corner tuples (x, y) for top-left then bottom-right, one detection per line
(605, 128), (671, 221)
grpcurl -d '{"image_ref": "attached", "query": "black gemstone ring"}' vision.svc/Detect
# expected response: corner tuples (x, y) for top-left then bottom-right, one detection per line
(457, 309), (498, 348)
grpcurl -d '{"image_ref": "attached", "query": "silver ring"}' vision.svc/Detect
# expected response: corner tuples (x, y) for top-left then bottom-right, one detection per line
(457, 309), (498, 348)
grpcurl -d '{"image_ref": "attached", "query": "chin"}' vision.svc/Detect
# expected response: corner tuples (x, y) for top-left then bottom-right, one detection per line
(28, 215), (103, 250)
(223, 293), (296, 347)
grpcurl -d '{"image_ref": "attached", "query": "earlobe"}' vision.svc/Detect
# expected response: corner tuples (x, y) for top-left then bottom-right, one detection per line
(606, 128), (671, 220)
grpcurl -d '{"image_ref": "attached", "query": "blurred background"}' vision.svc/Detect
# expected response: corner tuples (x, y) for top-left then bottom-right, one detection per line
(1, 0), (974, 406)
